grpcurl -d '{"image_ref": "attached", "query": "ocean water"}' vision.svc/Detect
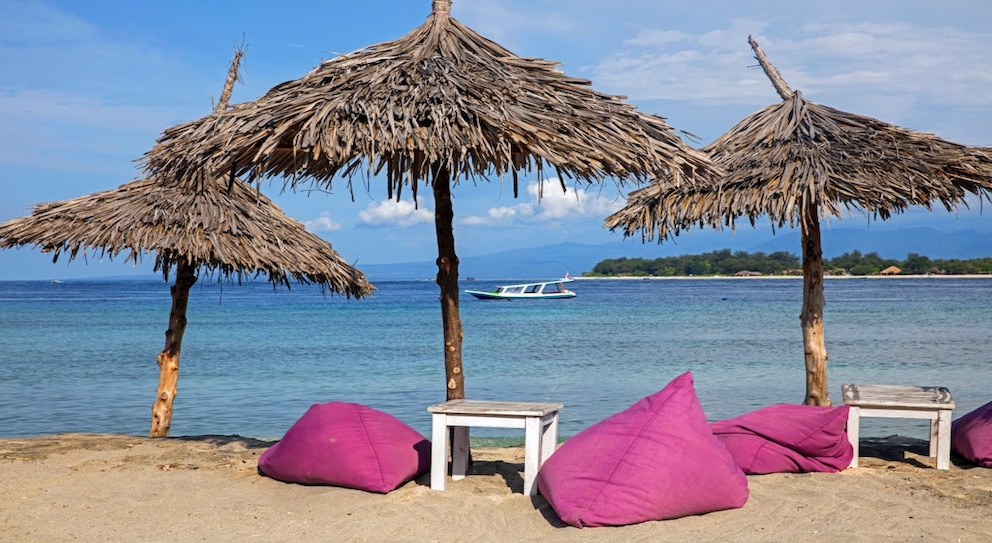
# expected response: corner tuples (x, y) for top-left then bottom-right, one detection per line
(1, 276), (990, 442)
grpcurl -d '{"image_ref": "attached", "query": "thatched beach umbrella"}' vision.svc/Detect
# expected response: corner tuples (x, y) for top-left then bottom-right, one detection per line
(0, 51), (374, 437)
(142, 0), (718, 402)
(606, 36), (992, 406)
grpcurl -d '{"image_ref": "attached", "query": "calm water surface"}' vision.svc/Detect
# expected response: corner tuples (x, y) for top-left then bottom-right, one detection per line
(1, 277), (990, 441)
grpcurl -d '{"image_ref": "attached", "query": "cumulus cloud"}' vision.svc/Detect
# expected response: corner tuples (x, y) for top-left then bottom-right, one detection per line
(465, 178), (624, 226)
(303, 212), (343, 232)
(358, 198), (434, 227)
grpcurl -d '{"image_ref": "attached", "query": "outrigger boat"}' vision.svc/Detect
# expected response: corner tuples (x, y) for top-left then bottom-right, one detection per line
(465, 274), (576, 300)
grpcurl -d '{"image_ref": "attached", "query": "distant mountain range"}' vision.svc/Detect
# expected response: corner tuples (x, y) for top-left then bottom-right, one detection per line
(359, 227), (992, 281)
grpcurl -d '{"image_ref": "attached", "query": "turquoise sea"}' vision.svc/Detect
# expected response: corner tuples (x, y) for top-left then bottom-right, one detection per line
(1, 277), (990, 442)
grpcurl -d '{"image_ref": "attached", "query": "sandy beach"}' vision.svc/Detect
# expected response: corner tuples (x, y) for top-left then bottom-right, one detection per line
(2, 434), (990, 542)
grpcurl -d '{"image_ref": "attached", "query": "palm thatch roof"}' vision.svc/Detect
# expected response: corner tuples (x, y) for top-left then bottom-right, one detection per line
(606, 91), (992, 241)
(0, 48), (375, 437)
(140, 0), (719, 404)
(604, 36), (992, 406)
(0, 177), (373, 296)
(0, 45), (372, 297)
(142, 0), (717, 197)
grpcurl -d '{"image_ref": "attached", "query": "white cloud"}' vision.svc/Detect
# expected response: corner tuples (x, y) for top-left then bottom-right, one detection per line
(528, 180), (623, 220)
(303, 212), (342, 232)
(467, 179), (625, 226)
(584, 17), (771, 105)
(489, 205), (529, 220)
(357, 198), (434, 227)
(587, 19), (992, 114)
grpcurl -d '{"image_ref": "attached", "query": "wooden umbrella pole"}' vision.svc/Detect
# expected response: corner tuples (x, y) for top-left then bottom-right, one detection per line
(799, 209), (830, 406)
(148, 50), (245, 437)
(432, 165), (465, 401)
(215, 48), (243, 113)
(432, 0), (451, 14)
(750, 36), (830, 405)
(150, 260), (198, 437)
(748, 35), (793, 100)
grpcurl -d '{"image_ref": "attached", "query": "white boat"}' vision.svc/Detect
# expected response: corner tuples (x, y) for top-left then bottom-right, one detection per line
(465, 275), (576, 300)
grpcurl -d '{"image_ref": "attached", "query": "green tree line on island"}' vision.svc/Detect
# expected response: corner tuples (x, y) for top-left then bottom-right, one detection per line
(590, 249), (992, 277)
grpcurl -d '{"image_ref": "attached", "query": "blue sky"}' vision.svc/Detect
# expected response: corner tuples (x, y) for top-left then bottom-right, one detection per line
(1, 0), (990, 280)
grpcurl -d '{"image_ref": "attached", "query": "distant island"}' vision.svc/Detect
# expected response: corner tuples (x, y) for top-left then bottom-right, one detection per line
(589, 249), (992, 277)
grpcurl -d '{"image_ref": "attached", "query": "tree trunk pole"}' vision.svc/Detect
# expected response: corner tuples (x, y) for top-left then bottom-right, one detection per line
(750, 36), (832, 404)
(150, 260), (198, 437)
(147, 49), (240, 437)
(748, 35), (793, 100)
(214, 48), (243, 114)
(432, 166), (465, 401)
(800, 209), (830, 406)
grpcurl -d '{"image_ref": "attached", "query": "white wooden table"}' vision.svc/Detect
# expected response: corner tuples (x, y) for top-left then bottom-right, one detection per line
(842, 383), (955, 470)
(428, 399), (562, 496)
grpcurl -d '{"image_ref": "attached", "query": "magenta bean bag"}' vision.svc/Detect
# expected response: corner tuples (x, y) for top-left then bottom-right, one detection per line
(536, 372), (749, 527)
(952, 400), (992, 467)
(258, 402), (431, 493)
(709, 404), (853, 474)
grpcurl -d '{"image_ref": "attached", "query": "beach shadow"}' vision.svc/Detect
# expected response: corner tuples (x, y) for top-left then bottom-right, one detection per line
(173, 434), (275, 449)
(465, 457), (568, 526)
(406, 454), (526, 491)
(463, 458), (527, 493)
(533, 496), (570, 528)
(858, 435), (952, 469)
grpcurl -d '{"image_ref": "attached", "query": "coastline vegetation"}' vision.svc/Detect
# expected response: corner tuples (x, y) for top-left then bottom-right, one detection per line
(590, 249), (992, 277)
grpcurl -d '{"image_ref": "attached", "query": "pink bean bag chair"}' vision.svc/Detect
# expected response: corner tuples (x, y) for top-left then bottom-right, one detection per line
(258, 402), (431, 493)
(952, 400), (992, 467)
(709, 404), (853, 474)
(536, 372), (749, 527)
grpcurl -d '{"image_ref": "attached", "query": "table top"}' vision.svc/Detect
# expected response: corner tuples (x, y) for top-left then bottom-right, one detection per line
(842, 383), (955, 409)
(428, 399), (563, 416)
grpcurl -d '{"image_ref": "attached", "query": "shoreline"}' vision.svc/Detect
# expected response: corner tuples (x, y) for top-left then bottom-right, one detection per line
(2, 433), (990, 542)
(575, 273), (992, 280)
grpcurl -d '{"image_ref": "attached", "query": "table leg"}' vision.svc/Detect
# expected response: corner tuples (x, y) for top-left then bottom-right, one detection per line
(540, 413), (558, 465)
(523, 416), (540, 496)
(430, 414), (448, 490)
(847, 406), (860, 468)
(935, 409), (952, 470)
(451, 426), (470, 481)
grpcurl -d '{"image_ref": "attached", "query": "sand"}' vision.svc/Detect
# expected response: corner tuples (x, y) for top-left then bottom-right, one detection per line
(2, 434), (990, 542)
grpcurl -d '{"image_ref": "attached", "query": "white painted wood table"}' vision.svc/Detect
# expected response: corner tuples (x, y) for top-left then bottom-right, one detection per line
(842, 383), (955, 470)
(428, 400), (563, 496)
